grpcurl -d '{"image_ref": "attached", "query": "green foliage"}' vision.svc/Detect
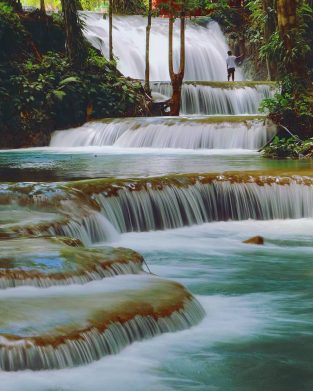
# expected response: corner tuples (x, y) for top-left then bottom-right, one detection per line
(113, 0), (146, 15)
(260, 75), (313, 138)
(22, 0), (108, 11)
(0, 2), (28, 60)
(2, 50), (145, 134)
(0, 5), (146, 148)
(247, 1), (313, 138)
(262, 136), (313, 159)
(208, 0), (244, 33)
(23, 10), (66, 54)
(245, 0), (265, 44)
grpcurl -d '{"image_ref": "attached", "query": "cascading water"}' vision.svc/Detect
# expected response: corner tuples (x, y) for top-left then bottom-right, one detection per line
(51, 212), (119, 246)
(0, 276), (205, 371)
(82, 12), (243, 81)
(50, 117), (276, 150)
(69, 175), (313, 233)
(151, 82), (275, 115)
(4, 7), (311, 389)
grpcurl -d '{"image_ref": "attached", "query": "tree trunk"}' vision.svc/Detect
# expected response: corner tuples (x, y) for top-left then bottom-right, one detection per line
(168, 0), (186, 116)
(60, 0), (87, 67)
(109, 0), (114, 61)
(40, 0), (46, 14)
(144, 0), (152, 95)
(276, 0), (297, 51)
(276, 0), (308, 80)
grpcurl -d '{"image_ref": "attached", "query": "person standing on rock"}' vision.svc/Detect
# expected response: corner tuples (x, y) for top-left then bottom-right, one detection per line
(226, 51), (243, 81)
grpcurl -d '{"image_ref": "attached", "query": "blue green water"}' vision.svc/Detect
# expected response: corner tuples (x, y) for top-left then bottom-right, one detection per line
(1, 148), (313, 390)
(2, 219), (313, 390)
(1, 148), (313, 181)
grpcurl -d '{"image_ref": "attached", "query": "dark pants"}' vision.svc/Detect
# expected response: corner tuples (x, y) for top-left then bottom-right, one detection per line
(227, 67), (235, 81)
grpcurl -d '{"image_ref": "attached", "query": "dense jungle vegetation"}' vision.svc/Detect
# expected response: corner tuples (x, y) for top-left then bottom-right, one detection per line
(0, 0), (147, 147)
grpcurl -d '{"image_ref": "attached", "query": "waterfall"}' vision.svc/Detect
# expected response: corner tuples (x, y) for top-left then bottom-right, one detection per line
(0, 298), (204, 371)
(0, 276), (205, 371)
(151, 82), (275, 115)
(50, 117), (276, 150)
(50, 212), (119, 246)
(82, 12), (243, 81)
(79, 176), (313, 233)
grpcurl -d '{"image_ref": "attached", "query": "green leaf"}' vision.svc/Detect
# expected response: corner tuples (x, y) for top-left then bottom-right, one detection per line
(52, 90), (66, 101)
(59, 76), (80, 86)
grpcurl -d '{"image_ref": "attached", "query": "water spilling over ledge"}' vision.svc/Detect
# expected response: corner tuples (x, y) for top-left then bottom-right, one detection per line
(0, 184), (118, 246)
(82, 13), (242, 81)
(2, 172), (313, 241)
(66, 172), (313, 233)
(50, 116), (276, 150)
(0, 237), (143, 288)
(0, 277), (204, 371)
(151, 82), (276, 115)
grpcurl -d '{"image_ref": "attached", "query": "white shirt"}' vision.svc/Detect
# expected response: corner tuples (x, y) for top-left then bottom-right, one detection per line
(226, 55), (237, 69)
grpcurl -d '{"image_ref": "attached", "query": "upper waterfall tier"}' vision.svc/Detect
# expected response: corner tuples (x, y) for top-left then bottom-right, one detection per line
(151, 82), (276, 115)
(82, 13), (243, 81)
(50, 116), (276, 150)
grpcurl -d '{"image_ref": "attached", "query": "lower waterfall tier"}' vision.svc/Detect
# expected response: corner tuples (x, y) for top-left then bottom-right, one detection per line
(0, 275), (204, 371)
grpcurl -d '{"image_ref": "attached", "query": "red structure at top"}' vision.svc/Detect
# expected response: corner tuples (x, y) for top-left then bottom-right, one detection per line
(152, 0), (244, 17)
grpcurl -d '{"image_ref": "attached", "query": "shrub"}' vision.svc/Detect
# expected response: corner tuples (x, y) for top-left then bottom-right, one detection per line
(262, 136), (313, 159)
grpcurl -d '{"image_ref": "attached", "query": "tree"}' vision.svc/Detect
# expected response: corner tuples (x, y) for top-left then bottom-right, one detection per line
(109, 0), (113, 60)
(276, 0), (310, 82)
(60, 0), (88, 66)
(40, 0), (46, 13)
(154, 0), (206, 115)
(276, 0), (297, 52)
(262, 0), (277, 79)
(144, 0), (152, 95)
(168, 0), (186, 116)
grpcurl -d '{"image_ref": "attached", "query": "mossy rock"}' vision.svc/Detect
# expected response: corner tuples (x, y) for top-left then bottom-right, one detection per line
(0, 237), (144, 288)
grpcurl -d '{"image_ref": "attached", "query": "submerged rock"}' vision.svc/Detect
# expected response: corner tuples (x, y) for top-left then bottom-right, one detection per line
(243, 236), (265, 245)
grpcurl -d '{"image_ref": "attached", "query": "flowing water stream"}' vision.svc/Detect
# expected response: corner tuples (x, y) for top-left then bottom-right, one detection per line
(1, 14), (313, 391)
